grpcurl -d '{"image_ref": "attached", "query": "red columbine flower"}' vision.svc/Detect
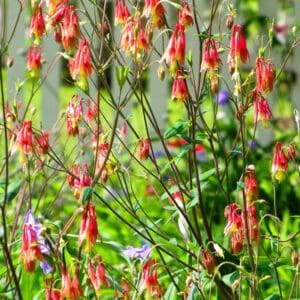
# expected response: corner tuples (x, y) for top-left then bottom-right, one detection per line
(224, 203), (242, 235)
(201, 249), (215, 274)
(85, 100), (98, 123)
(14, 121), (34, 163)
(162, 23), (186, 74)
(120, 280), (131, 300)
(66, 96), (83, 136)
(69, 39), (92, 80)
(27, 46), (42, 78)
(140, 259), (162, 298)
(143, 0), (165, 28)
(30, 5), (46, 43)
(178, 1), (193, 28)
(224, 204), (244, 254)
(115, 0), (130, 25)
(244, 165), (258, 203)
(45, 278), (60, 300)
(228, 24), (249, 73)
(171, 70), (189, 101)
(255, 57), (276, 95)
(253, 89), (272, 128)
(201, 38), (221, 72)
(231, 230), (243, 254)
(20, 223), (44, 272)
(79, 204), (99, 252)
(138, 138), (150, 160)
(35, 131), (50, 155)
(120, 17), (150, 60)
(60, 265), (83, 300)
(60, 5), (81, 52)
(271, 142), (288, 182)
(46, 0), (66, 19)
(88, 256), (109, 291)
(67, 163), (91, 200)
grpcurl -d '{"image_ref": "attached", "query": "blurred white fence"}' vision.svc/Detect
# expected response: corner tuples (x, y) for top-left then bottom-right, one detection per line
(3, 0), (300, 134)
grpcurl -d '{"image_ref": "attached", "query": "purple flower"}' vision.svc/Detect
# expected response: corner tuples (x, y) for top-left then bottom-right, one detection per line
(123, 244), (151, 260)
(247, 139), (257, 150)
(40, 261), (52, 274)
(216, 89), (229, 105)
(24, 210), (53, 274)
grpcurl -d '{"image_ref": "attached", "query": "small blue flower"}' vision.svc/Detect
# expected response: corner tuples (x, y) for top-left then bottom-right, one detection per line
(123, 244), (151, 260)
(216, 89), (229, 105)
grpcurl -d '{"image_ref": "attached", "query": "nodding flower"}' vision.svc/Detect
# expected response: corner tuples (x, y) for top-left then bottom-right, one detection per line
(143, 0), (166, 29)
(140, 259), (162, 298)
(255, 57), (276, 95)
(85, 100), (98, 124)
(14, 121), (34, 163)
(67, 163), (91, 200)
(79, 204), (99, 252)
(88, 256), (109, 291)
(30, 5), (46, 44)
(271, 142), (288, 182)
(244, 165), (258, 203)
(60, 265), (83, 300)
(162, 23), (186, 74)
(120, 17), (150, 60)
(69, 39), (92, 81)
(224, 203), (243, 235)
(253, 89), (272, 128)
(66, 96), (83, 136)
(201, 38), (221, 73)
(115, 0), (131, 26)
(27, 46), (42, 78)
(228, 24), (249, 73)
(138, 138), (150, 160)
(60, 5), (81, 52)
(178, 1), (193, 28)
(171, 70), (189, 101)
(224, 204), (244, 254)
(45, 278), (60, 300)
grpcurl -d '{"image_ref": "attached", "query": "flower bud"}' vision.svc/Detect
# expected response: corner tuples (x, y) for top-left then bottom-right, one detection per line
(291, 250), (299, 266)
(287, 144), (296, 161)
(157, 64), (165, 81)
(226, 15), (234, 30)
(201, 249), (215, 274)
(210, 74), (219, 94)
(6, 55), (14, 68)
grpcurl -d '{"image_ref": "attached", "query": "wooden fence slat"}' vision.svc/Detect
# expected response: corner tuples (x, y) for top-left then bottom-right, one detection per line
(42, 35), (60, 129)
(6, 2), (26, 100)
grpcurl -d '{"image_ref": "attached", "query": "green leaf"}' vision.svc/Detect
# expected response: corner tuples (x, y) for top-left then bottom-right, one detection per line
(265, 295), (281, 300)
(164, 120), (191, 140)
(20, 268), (35, 300)
(198, 169), (215, 181)
(115, 66), (129, 88)
(164, 282), (178, 300)
(187, 284), (201, 300)
(81, 187), (93, 204)
(177, 144), (192, 158)
(236, 181), (245, 191)
(222, 270), (240, 286)
(1, 179), (23, 204)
